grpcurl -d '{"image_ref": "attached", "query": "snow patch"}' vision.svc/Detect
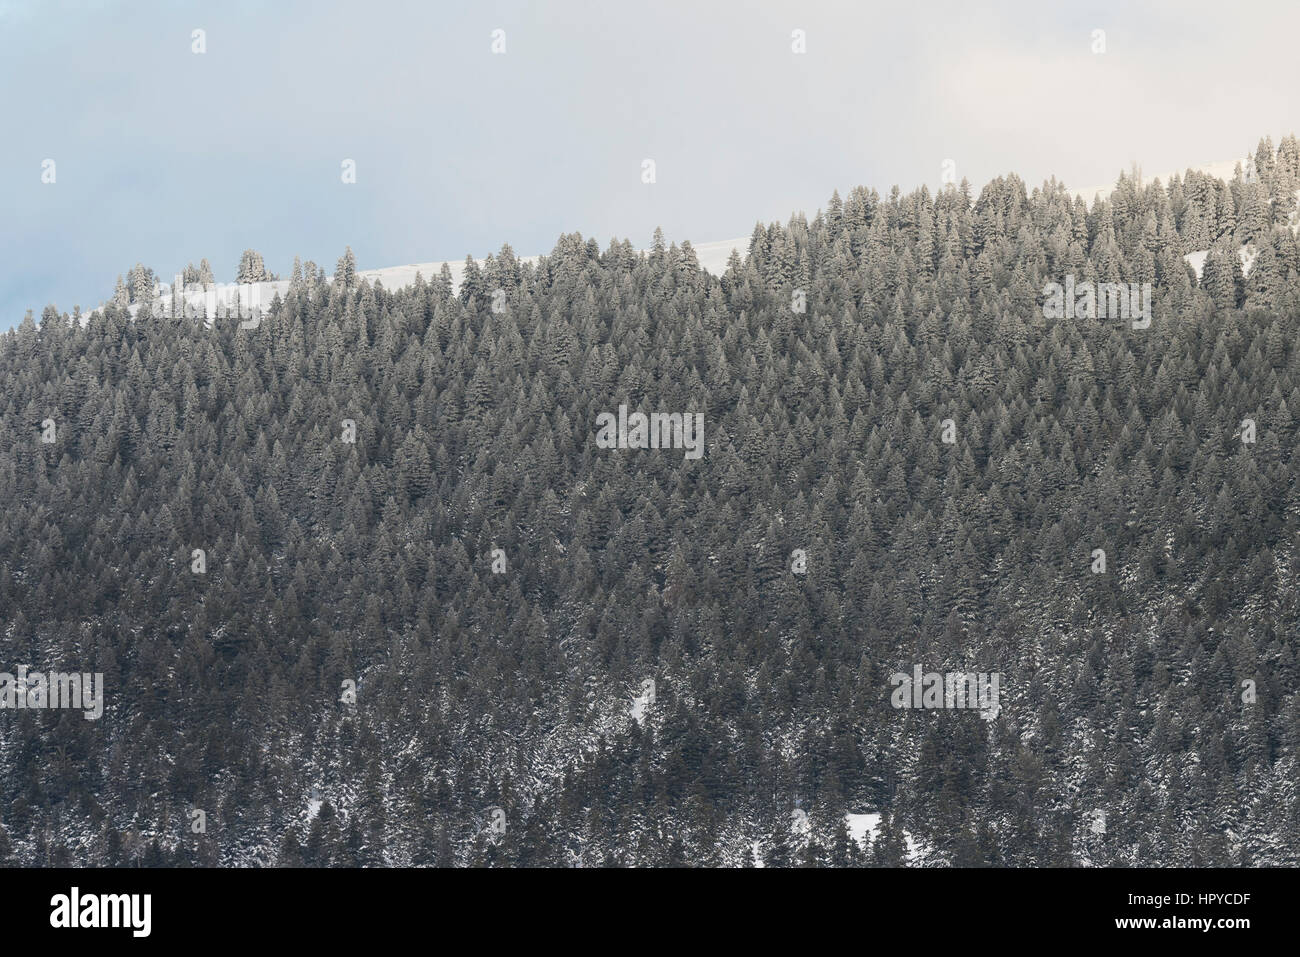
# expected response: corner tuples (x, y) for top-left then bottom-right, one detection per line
(1240, 243), (1259, 275)
(687, 238), (748, 276)
(1184, 244), (1258, 281)
(84, 237), (750, 320)
(1184, 249), (1209, 279)
(791, 808), (811, 838)
(845, 811), (880, 846)
(630, 685), (653, 725)
(1072, 155), (1249, 203)
(1088, 809), (1106, 836)
(844, 811), (922, 861)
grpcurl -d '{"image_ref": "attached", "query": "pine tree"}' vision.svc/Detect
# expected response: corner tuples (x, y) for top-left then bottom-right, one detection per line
(335, 246), (357, 289)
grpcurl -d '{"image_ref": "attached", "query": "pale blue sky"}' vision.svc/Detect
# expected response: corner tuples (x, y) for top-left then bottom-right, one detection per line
(2, 0), (1296, 326)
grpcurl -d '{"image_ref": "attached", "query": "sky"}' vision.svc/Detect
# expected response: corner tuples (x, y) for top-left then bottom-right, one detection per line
(2, 0), (1297, 327)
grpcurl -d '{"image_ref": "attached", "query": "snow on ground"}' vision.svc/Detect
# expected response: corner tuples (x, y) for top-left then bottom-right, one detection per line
(844, 811), (922, 861)
(1184, 244), (1258, 281)
(687, 237), (748, 275)
(353, 236), (746, 294)
(747, 811), (924, 864)
(845, 811), (880, 846)
(358, 257), (528, 294)
(1088, 809), (1106, 836)
(791, 808), (811, 838)
(1071, 156), (1248, 202)
(1240, 244), (1259, 275)
(1184, 249), (1209, 279)
(629, 685), (652, 725)
(1183, 185), (1300, 281)
(84, 236), (751, 320)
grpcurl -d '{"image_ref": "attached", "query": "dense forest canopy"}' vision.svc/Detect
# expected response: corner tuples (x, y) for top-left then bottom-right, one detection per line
(2, 136), (1300, 866)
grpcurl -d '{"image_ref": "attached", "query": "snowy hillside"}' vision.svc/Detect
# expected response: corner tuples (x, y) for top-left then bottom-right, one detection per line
(1071, 156), (1250, 202)
(89, 237), (750, 320)
(83, 152), (1297, 320)
(1183, 188), (1300, 280)
(1184, 245), (1259, 281)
